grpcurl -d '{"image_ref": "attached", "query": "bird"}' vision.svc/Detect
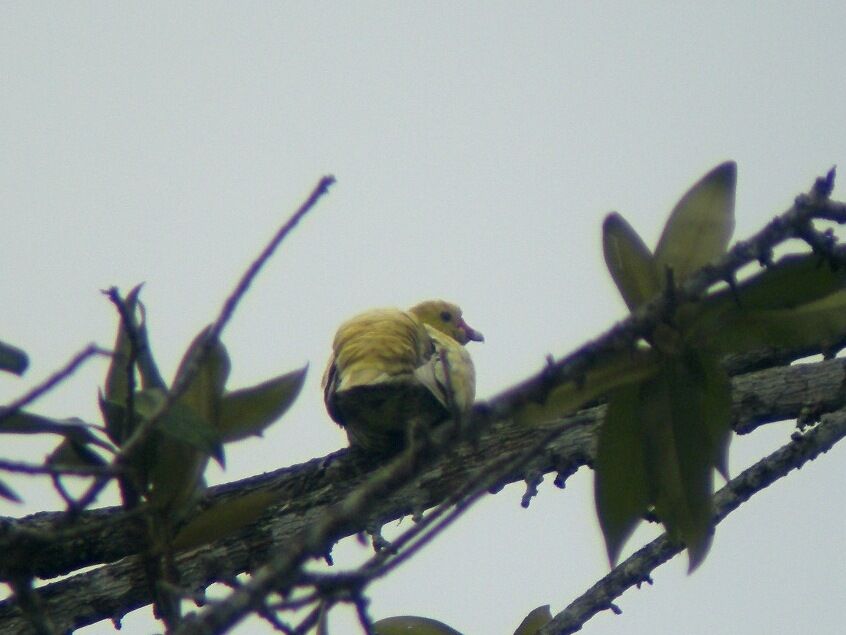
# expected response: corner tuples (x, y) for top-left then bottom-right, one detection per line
(322, 300), (483, 454)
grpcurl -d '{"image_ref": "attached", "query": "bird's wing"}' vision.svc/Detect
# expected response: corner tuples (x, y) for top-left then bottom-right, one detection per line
(322, 308), (433, 423)
(414, 324), (476, 415)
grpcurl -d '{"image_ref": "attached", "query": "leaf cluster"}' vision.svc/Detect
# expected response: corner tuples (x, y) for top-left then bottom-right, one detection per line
(1, 285), (307, 624)
(597, 162), (846, 569)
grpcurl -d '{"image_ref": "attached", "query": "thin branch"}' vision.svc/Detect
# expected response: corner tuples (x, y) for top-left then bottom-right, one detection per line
(0, 344), (110, 423)
(207, 175), (336, 343)
(73, 176), (335, 511)
(0, 460), (115, 477)
(291, 605), (322, 635)
(123, 175), (335, 458)
(299, 425), (571, 605)
(171, 424), (459, 634)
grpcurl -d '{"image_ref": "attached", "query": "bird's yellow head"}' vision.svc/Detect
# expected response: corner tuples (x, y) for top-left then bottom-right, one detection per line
(408, 300), (484, 345)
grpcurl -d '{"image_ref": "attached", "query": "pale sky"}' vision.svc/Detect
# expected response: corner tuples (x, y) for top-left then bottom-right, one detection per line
(2, 3), (846, 634)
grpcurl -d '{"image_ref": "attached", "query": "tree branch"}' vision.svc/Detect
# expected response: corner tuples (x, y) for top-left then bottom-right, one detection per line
(2, 356), (844, 632)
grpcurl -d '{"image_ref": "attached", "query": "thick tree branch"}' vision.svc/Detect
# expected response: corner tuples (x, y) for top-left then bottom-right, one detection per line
(3, 338), (843, 579)
(2, 357), (845, 632)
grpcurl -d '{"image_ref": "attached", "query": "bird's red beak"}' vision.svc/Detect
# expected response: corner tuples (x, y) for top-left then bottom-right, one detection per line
(459, 318), (484, 343)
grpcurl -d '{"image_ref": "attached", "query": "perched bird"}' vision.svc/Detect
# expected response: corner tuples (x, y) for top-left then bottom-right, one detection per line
(323, 300), (483, 454)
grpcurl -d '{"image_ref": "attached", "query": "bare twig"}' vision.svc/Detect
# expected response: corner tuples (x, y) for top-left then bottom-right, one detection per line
(0, 344), (110, 423)
(124, 175), (335, 459)
(208, 175), (336, 344)
(0, 460), (114, 477)
(73, 176), (336, 511)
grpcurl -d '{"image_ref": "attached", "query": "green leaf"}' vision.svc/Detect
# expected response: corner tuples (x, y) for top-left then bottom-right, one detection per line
(654, 161), (736, 286)
(173, 326), (231, 425)
(513, 605), (552, 635)
(744, 254), (846, 309)
(644, 363), (715, 571)
(373, 616), (463, 635)
(172, 488), (278, 550)
(98, 390), (130, 446)
(595, 382), (651, 565)
(695, 287), (846, 358)
(105, 285), (166, 394)
(0, 340), (28, 375)
(148, 438), (212, 512)
(515, 348), (660, 427)
(692, 351), (733, 480)
(0, 479), (21, 503)
(603, 212), (660, 311)
(158, 402), (224, 464)
(105, 285), (141, 405)
(218, 365), (308, 442)
(0, 410), (112, 450)
(148, 326), (230, 489)
(103, 387), (167, 457)
(717, 254), (846, 312)
(103, 285), (166, 443)
(139, 389), (223, 510)
(47, 438), (107, 469)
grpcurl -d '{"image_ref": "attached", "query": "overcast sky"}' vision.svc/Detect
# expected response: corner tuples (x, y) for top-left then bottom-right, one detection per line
(3, 3), (846, 634)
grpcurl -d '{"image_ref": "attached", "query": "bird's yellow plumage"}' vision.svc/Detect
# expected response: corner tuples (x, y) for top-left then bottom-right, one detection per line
(323, 300), (483, 453)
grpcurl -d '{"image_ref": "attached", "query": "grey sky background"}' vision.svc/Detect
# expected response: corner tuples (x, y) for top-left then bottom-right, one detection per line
(2, 3), (846, 633)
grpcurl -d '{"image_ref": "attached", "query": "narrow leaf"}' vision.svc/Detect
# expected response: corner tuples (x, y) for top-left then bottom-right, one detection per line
(373, 616), (463, 635)
(218, 365), (308, 442)
(148, 439), (213, 511)
(712, 254), (846, 314)
(158, 402), (224, 464)
(47, 438), (107, 469)
(603, 212), (660, 311)
(654, 161), (736, 286)
(736, 254), (846, 309)
(515, 348), (660, 427)
(644, 363), (715, 571)
(173, 326), (231, 425)
(103, 285), (166, 443)
(513, 605), (552, 635)
(0, 479), (21, 503)
(695, 289), (846, 358)
(692, 351), (733, 480)
(0, 410), (112, 449)
(596, 382), (651, 565)
(98, 390), (130, 446)
(104, 284), (143, 404)
(148, 400), (222, 510)
(173, 488), (278, 550)
(0, 340), (28, 375)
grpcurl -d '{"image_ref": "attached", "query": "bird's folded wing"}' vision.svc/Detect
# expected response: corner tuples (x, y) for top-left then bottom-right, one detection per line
(414, 324), (476, 414)
(323, 308), (432, 397)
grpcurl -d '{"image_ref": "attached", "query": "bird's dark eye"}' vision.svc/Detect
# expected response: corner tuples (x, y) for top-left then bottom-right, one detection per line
(440, 310), (452, 322)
